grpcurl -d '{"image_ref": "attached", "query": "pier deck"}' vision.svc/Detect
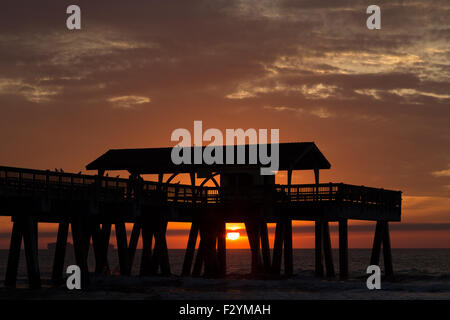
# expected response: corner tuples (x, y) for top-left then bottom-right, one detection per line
(0, 142), (402, 288)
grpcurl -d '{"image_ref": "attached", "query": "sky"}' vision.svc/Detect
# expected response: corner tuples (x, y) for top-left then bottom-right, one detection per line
(0, 0), (449, 249)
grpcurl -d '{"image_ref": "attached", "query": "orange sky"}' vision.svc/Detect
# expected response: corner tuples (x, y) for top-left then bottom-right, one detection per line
(1, 218), (450, 250)
(0, 1), (449, 249)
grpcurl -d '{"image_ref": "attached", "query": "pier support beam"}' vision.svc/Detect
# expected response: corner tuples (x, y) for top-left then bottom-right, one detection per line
(71, 216), (89, 288)
(5, 218), (24, 288)
(382, 222), (394, 278)
(271, 218), (285, 275)
(191, 217), (225, 278)
(338, 219), (349, 279)
(150, 219), (171, 276)
(95, 223), (111, 275)
(322, 220), (335, 278)
(370, 221), (383, 266)
(139, 214), (171, 277)
(245, 217), (273, 276)
(192, 238), (204, 277)
(140, 218), (153, 276)
(370, 221), (394, 278)
(314, 219), (324, 277)
(5, 216), (41, 289)
(182, 221), (199, 276)
(217, 222), (227, 277)
(200, 221), (219, 278)
(271, 217), (295, 276)
(128, 222), (141, 274)
(22, 216), (41, 288)
(51, 221), (69, 284)
(260, 221), (271, 273)
(245, 220), (263, 275)
(115, 221), (130, 276)
(315, 219), (335, 278)
(283, 218), (293, 276)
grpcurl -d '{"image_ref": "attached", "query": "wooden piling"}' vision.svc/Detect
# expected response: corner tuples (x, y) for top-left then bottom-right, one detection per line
(382, 221), (394, 277)
(150, 218), (171, 276)
(338, 219), (349, 279)
(5, 217), (42, 288)
(260, 221), (271, 273)
(370, 221), (384, 266)
(83, 222), (92, 259)
(95, 223), (111, 274)
(272, 219), (285, 274)
(217, 222), (227, 277)
(370, 221), (394, 277)
(322, 220), (335, 278)
(157, 220), (171, 275)
(128, 222), (141, 273)
(140, 218), (153, 276)
(181, 221), (199, 276)
(22, 216), (41, 289)
(71, 216), (89, 288)
(192, 238), (204, 277)
(5, 219), (23, 287)
(91, 223), (103, 273)
(52, 221), (69, 284)
(115, 221), (130, 275)
(314, 219), (324, 277)
(246, 220), (262, 274)
(284, 218), (293, 276)
(201, 223), (219, 278)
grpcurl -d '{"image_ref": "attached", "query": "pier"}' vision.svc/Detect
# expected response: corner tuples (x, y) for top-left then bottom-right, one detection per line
(0, 142), (402, 288)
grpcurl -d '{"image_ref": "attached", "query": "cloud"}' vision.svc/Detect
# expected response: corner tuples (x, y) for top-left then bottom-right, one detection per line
(263, 105), (301, 113)
(226, 89), (257, 100)
(402, 196), (450, 222)
(4, 29), (158, 68)
(354, 89), (382, 100)
(225, 83), (303, 100)
(301, 84), (338, 99)
(389, 88), (450, 101)
(108, 95), (151, 109)
(0, 78), (61, 103)
(310, 107), (334, 119)
(264, 104), (334, 119)
(432, 169), (450, 177)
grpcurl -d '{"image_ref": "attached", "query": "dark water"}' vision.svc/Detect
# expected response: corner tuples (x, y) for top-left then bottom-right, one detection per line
(0, 249), (449, 299)
(1, 248), (449, 280)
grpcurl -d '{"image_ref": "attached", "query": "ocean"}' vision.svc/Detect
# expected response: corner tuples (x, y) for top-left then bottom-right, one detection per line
(0, 249), (449, 299)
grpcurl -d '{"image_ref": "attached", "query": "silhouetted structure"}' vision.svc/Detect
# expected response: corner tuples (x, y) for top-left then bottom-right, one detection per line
(0, 142), (401, 288)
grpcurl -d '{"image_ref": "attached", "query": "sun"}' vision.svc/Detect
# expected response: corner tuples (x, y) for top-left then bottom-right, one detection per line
(226, 232), (240, 240)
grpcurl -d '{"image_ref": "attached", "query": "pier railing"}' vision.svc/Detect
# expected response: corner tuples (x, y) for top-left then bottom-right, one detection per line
(0, 166), (219, 204)
(275, 183), (401, 209)
(0, 166), (401, 210)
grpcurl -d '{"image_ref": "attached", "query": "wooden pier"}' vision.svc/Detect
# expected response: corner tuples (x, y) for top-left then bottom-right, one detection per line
(0, 142), (402, 288)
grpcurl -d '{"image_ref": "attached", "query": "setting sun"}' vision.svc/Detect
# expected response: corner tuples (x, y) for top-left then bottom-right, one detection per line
(226, 232), (240, 240)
